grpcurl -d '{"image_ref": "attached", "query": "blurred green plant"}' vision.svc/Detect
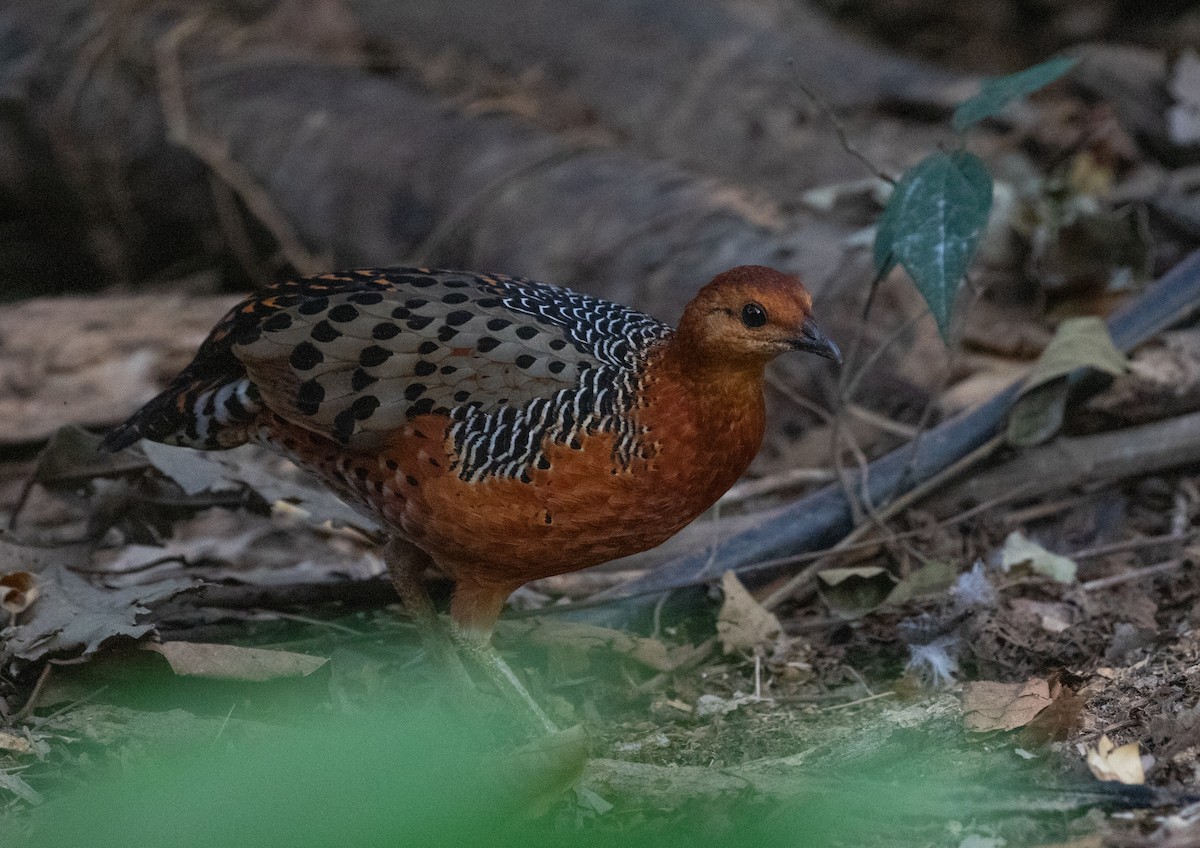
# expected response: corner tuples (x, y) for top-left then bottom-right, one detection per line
(12, 683), (1112, 848)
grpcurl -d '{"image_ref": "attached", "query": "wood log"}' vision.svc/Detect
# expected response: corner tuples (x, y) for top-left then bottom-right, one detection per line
(345, 0), (969, 199)
(0, 0), (854, 318)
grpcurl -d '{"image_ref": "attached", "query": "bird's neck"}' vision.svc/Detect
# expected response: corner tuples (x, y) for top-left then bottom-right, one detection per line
(643, 336), (768, 467)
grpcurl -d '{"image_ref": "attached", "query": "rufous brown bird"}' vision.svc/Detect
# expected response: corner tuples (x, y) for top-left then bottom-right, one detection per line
(104, 265), (839, 726)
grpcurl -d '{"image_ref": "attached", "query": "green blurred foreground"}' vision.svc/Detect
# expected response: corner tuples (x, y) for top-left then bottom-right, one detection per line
(14, 688), (1108, 848)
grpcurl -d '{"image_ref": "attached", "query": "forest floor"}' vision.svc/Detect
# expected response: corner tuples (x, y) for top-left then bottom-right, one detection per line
(3, 0), (1200, 846)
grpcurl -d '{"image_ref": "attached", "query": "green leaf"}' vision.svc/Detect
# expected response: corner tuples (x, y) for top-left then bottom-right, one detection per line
(1022, 316), (1129, 390)
(1006, 377), (1070, 448)
(873, 151), (993, 340)
(817, 566), (896, 619)
(1007, 317), (1129, 446)
(884, 561), (958, 606)
(953, 56), (1078, 132)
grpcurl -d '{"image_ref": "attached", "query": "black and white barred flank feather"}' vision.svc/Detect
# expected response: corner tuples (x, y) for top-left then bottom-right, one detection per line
(104, 268), (671, 481)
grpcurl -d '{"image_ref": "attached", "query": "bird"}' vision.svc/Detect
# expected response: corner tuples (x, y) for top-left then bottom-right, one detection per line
(103, 265), (839, 727)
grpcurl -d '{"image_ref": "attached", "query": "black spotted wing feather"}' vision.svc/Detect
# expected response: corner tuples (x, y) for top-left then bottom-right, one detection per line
(231, 269), (670, 476)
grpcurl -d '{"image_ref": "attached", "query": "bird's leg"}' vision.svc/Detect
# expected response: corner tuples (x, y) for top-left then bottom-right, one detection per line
(382, 537), (473, 690)
(449, 622), (559, 734)
(450, 579), (559, 733)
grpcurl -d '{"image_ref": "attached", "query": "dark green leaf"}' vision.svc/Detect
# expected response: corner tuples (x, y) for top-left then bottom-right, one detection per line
(953, 56), (1078, 132)
(873, 151), (993, 340)
(1007, 317), (1128, 447)
(883, 561), (958, 606)
(1007, 377), (1070, 448)
(817, 566), (896, 619)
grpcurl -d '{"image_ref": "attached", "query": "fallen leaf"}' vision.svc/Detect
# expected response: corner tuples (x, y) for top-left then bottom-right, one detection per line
(817, 565), (897, 618)
(0, 770), (44, 805)
(1008, 317), (1129, 447)
(1086, 734), (1145, 784)
(1023, 684), (1085, 744)
(717, 571), (781, 653)
(884, 561), (958, 606)
(206, 445), (377, 530)
(140, 441), (375, 530)
(1001, 532), (1078, 584)
(138, 441), (238, 496)
(28, 425), (149, 490)
(963, 678), (1054, 731)
(0, 731), (34, 755)
(1, 564), (195, 663)
(799, 177), (890, 212)
(0, 532), (92, 576)
(0, 571), (39, 614)
(144, 642), (329, 681)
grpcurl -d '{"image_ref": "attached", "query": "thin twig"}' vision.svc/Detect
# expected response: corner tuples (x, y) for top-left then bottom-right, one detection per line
(1071, 529), (1199, 562)
(892, 284), (981, 496)
(842, 664), (875, 697)
(29, 686), (110, 726)
(719, 467), (837, 505)
(821, 690), (896, 711)
(271, 612), (363, 636)
(1082, 559), (1188, 592)
(785, 60), (895, 185)
(764, 372), (836, 423)
(842, 307), (930, 401)
(212, 702), (236, 745)
(844, 403), (919, 439)
(11, 665), (53, 724)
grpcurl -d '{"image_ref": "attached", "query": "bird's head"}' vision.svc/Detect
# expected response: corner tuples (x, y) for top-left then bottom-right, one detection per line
(674, 265), (841, 367)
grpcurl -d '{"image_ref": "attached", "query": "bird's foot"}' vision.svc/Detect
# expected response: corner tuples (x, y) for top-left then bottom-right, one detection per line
(449, 622), (560, 734)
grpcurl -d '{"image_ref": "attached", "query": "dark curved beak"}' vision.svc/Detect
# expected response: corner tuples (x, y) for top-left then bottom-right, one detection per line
(792, 317), (841, 364)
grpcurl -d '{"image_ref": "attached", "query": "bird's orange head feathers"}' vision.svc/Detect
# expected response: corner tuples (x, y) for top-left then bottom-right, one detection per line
(673, 265), (840, 366)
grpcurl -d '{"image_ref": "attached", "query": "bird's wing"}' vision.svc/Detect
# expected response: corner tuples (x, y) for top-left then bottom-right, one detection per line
(228, 269), (669, 448)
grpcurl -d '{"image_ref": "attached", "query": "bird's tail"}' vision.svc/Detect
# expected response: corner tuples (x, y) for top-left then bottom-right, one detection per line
(101, 373), (263, 452)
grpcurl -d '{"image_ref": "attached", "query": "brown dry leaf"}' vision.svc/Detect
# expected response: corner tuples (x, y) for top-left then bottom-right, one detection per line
(0, 731), (34, 755)
(144, 642), (328, 681)
(1087, 329), (1200, 424)
(717, 570), (781, 654)
(0, 571), (39, 614)
(963, 678), (1054, 731)
(1086, 734), (1146, 784)
(1022, 684), (1086, 745)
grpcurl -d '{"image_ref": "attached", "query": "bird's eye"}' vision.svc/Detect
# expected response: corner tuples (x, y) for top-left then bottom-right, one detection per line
(741, 302), (767, 328)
